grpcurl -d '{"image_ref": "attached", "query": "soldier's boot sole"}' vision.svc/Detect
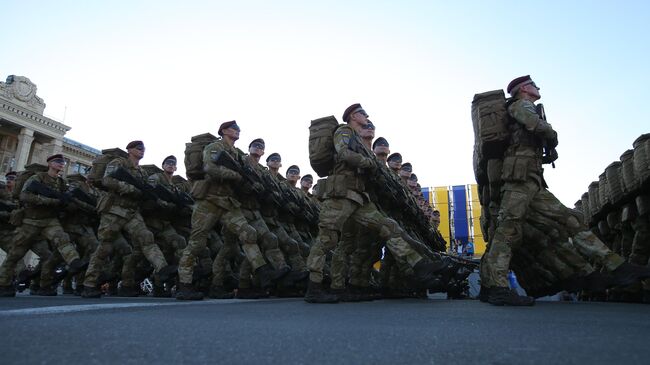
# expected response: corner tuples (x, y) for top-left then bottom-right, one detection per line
(81, 286), (103, 298)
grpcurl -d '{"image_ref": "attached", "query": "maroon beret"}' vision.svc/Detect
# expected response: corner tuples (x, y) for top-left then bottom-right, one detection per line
(126, 140), (144, 149)
(342, 103), (363, 123)
(46, 154), (65, 162)
(507, 75), (533, 95)
(218, 120), (238, 136)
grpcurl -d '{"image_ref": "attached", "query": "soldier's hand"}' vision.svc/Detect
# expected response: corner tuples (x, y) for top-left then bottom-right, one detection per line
(359, 157), (376, 172)
(221, 169), (243, 182)
(118, 182), (141, 196)
(546, 131), (559, 148)
(542, 148), (559, 164)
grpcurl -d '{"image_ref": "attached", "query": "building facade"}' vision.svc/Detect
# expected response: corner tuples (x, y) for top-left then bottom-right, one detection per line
(0, 75), (99, 178)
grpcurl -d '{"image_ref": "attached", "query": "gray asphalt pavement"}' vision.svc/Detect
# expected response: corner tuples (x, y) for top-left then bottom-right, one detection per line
(1, 293), (649, 364)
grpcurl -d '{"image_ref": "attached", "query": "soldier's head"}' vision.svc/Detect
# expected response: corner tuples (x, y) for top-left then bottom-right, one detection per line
(286, 165), (300, 184)
(218, 120), (240, 143)
(342, 103), (370, 131)
(507, 75), (540, 101)
(266, 152), (281, 170)
(408, 173), (418, 188)
(301, 174), (313, 190)
(126, 140), (145, 160)
(399, 162), (412, 179)
(387, 153), (402, 171)
(46, 154), (67, 174)
(373, 137), (390, 160)
(162, 155), (177, 175)
(4, 171), (16, 192)
(359, 120), (375, 139)
(248, 138), (265, 158)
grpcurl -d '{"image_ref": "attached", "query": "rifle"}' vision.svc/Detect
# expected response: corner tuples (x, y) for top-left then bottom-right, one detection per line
(24, 180), (72, 205)
(68, 187), (97, 207)
(109, 167), (157, 201)
(151, 183), (194, 208)
(0, 200), (16, 212)
(536, 103), (557, 168)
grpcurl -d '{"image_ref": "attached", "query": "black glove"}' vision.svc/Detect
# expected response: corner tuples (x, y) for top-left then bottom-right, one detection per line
(542, 148), (559, 164)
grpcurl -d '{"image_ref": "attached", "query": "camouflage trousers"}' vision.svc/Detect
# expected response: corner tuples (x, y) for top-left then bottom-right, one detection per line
(84, 210), (168, 287)
(307, 197), (423, 283)
(0, 218), (80, 286)
(151, 221), (187, 265)
(330, 222), (382, 289)
(264, 219), (306, 272)
(179, 199), (265, 284)
(484, 180), (624, 288)
(211, 229), (240, 287)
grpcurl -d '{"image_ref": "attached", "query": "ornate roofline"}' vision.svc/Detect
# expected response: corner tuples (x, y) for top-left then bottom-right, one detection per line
(0, 99), (71, 136)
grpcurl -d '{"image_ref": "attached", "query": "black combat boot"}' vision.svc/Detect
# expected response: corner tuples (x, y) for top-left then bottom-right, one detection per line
(412, 258), (456, 289)
(487, 286), (535, 306)
(67, 258), (89, 275)
(583, 271), (610, 292)
(0, 285), (16, 297)
(152, 284), (172, 298)
(81, 285), (103, 298)
(175, 282), (204, 300)
(34, 285), (58, 296)
(304, 281), (339, 303)
(117, 285), (141, 297)
(610, 263), (650, 287)
(208, 285), (234, 299)
(643, 290), (650, 304)
(255, 264), (290, 289)
(236, 287), (266, 299)
(156, 265), (178, 284)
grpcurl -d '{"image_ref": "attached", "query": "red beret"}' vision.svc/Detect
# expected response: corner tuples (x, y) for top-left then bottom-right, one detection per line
(126, 140), (144, 149)
(342, 103), (363, 123)
(46, 154), (64, 162)
(218, 120), (238, 136)
(507, 75), (533, 95)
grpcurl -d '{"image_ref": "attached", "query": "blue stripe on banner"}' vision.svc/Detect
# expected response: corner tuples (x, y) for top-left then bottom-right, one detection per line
(452, 185), (469, 244)
(421, 187), (430, 204)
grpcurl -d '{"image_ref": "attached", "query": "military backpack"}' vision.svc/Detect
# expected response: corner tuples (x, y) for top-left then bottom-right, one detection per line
(308, 115), (342, 177)
(11, 163), (48, 201)
(184, 133), (219, 181)
(88, 148), (128, 188)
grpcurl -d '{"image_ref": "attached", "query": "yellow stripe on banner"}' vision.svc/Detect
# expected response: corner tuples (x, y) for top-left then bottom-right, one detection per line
(433, 187), (450, 245)
(469, 184), (486, 256)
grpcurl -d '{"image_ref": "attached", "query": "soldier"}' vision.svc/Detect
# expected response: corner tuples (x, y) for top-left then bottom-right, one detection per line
(175, 121), (288, 300)
(483, 76), (650, 306)
(0, 154), (87, 297)
(398, 162), (412, 185)
(372, 137), (390, 164)
(81, 141), (176, 298)
(300, 174), (314, 196)
(304, 103), (456, 303)
(387, 153), (402, 175)
(4, 171), (17, 193)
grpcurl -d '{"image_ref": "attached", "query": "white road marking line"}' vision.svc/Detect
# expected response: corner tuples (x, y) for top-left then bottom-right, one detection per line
(0, 298), (294, 317)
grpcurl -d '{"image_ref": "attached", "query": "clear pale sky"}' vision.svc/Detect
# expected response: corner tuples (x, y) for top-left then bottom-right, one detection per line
(1, 1), (648, 205)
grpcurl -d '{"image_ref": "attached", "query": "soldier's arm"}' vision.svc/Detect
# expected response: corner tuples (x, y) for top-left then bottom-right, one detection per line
(202, 147), (242, 182)
(19, 175), (60, 206)
(102, 159), (139, 195)
(333, 127), (374, 169)
(509, 100), (557, 141)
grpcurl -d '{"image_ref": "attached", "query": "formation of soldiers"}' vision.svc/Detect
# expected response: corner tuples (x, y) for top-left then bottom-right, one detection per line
(0, 111), (469, 302)
(473, 75), (650, 305)
(2, 76), (648, 306)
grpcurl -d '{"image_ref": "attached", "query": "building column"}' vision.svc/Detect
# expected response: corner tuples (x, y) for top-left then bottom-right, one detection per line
(14, 128), (34, 171)
(51, 138), (63, 155)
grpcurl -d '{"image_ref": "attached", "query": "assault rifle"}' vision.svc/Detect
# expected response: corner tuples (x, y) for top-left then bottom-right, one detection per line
(0, 200), (16, 212)
(211, 150), (282, 206)
(151, 183), (194, 208)
(109, 167), (157, 201)
(536, 103), (557, 168)
(68, 187), (97, 207)
(24, 180), (72, 205)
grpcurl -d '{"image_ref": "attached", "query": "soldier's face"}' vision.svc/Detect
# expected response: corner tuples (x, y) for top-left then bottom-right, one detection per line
(287, 171), (300, 183)
(388, 160), (401, 170)
(48, 158), (66, 173)
(129, 146), (145, 160)
(374, 145), (389, 157)
(301, 179), (313, 189)
(522, 82), (541, 99)
(249, 142), (265, 157)
(267, 159), (281, 169)
(163, 161), (177, 174)
(399, 169), (411, 178)
(6, 176), (15, 190)
(223, 127), (240, 141)
(408, 179), (417, 188)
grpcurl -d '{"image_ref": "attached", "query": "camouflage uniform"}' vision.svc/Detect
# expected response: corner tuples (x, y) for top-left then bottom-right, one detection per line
(484, 98), (625, 288)
(0, 172), (81, 288)
(178, 139), (267, 285)
(83, 158), (169, 288)
(306, 125), (425, 284)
